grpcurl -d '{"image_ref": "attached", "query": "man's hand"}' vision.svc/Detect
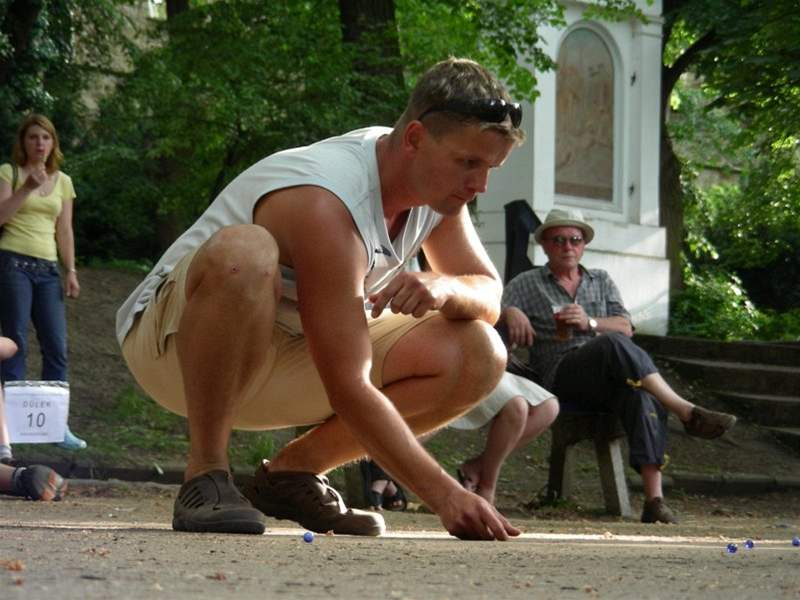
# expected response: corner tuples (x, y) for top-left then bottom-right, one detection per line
(504, 306), (535, 347)
(368, 272), (453, 318)
(438, 486), (521, 541)
(557, 303), (590, 331)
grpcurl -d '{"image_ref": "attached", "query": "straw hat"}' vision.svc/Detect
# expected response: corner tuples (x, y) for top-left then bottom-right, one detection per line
(533, 208), (595, 244)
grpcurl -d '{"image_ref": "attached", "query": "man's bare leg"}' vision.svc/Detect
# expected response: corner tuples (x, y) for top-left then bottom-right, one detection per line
(639, 464), (678, 523)
(268, 316), (506, 477)
(175, 225), (281, 481)
(642, 372), (736, 439)
(641, 373), (694, 422)
(242, 316), (506, 536)
(640, 464), (663, 500)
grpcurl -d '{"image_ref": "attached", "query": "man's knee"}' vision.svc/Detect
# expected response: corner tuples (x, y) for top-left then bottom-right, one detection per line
(189, 225), (280, 298)
(594, 331), (631, 352)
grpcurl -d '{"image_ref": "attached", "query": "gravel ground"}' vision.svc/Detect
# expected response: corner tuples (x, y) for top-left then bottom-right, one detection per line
(1, 480), (799, 599)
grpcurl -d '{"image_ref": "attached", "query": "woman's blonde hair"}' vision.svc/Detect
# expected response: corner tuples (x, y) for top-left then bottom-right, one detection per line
(12, 113), (64, 173)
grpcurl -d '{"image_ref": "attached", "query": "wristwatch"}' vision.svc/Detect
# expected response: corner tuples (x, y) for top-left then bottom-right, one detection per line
(588, 318), (598, 335)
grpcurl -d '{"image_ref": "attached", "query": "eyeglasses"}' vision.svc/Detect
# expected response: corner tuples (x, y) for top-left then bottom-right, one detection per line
(546, 235), (585, 247)
(417, 98), (523, 129)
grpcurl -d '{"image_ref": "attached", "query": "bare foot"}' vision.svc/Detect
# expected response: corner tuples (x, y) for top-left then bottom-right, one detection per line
(474, 485), (496, 506)
(457, 460), (481, 493)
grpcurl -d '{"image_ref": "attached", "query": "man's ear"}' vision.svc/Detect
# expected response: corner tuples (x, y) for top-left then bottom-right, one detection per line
(402, 120), (427, 155)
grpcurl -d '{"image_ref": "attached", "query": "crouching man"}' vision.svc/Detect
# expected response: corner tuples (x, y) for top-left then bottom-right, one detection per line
(116, 58), (525, 540)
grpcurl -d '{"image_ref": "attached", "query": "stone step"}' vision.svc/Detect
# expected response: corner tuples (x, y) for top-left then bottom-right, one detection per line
(635, 334), (800, 367)
(714, 391), (800, 427)
(764, 427), (800, 453)
(663, 356), (800, 397)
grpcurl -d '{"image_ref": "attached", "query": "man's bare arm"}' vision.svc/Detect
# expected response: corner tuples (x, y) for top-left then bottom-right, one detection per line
(255, 188), (516, 540)
(420, 206), (503, 322)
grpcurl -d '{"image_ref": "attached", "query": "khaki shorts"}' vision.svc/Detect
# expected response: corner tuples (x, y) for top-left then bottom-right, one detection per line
(122, 248), (438, 430)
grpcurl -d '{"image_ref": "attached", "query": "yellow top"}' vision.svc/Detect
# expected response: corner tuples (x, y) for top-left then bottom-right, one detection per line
(0, 163), (75, 261)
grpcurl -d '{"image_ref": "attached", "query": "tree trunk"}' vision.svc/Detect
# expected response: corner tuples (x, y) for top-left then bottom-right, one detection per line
(166, 0), (189, 19)
(338, 0), (405, 125)
(659, 128), (684, 295)
(0, 0), (44, 87)
(153, 0), (192, 251)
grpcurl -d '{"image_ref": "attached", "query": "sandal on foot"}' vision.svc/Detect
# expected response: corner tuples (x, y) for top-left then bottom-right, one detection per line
(683, 406), (737, 440)
(382, 484), (407, 512)
(9, 465), (67, 501)
(172, 470), (266, 534)
(244, 461), (385, 536)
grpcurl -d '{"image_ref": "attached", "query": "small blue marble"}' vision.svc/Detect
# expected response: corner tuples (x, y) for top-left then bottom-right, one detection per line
(792, 536), (800, 547)
(744, 539), (754, 549)
(726, 543), (738, 554)
(303, 531), (314, 543)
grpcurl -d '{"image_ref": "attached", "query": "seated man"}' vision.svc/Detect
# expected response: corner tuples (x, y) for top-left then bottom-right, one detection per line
(501, 208), (737, 523)
(451, 369), (559, 506)
(116, 58), (525, 540)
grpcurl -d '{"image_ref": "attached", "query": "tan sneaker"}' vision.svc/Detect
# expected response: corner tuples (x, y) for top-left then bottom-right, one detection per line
(683, 406), (737, 439)
(244, 460), (385, 536)
(641, 497), (678, 524)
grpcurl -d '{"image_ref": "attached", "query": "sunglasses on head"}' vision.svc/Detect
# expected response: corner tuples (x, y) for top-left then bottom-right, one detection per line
(418, 98), (523, 129)
(546, 235), (585, 247)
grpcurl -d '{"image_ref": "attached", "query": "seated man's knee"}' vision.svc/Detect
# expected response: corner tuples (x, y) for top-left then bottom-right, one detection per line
(192, 225), (280, 295)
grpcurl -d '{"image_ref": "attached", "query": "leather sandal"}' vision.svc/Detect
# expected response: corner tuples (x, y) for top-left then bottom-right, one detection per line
(244, 460), (385, 536)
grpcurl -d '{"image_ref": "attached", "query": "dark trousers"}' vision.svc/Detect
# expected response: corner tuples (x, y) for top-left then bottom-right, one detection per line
(552, 332), (668, 470)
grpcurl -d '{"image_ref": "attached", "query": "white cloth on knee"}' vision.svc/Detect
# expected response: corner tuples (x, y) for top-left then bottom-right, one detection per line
(449, 372), (555, 431)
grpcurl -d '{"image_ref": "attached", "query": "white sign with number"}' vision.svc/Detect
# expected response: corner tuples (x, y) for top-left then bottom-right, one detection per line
(4, 381), (69, 444)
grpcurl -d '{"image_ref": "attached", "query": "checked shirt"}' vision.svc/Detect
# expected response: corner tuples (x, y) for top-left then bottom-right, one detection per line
(502, 264), (631, 389)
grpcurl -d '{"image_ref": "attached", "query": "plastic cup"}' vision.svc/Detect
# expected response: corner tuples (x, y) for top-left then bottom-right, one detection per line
(552, 305), (572, 341)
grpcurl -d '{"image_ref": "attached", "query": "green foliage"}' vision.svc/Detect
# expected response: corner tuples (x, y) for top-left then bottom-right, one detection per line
(398, 0), (643, 102)
(2, 0), (647, 261)
(89, 385), (189, 462)
(228, 430), (277, 467)
(71, 0), (381, 259)
(0, 1), (134, 153)
(667, 67), (800, 339)
(756, 308), (800, 342)
(669, 262), (762, 341)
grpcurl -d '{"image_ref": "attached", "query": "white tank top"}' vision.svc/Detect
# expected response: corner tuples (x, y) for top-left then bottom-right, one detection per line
(116, 127), (443, 344)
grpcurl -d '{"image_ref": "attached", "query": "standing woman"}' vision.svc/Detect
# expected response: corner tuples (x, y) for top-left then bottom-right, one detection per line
(0, 114), (86, 450)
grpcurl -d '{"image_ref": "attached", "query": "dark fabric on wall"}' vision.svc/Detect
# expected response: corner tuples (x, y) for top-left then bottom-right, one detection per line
(504, 199), (541, 283)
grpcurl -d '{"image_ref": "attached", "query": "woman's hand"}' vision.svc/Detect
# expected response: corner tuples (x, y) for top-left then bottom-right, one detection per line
(65, 270), (80, 298)
(23, 165), (48, 192)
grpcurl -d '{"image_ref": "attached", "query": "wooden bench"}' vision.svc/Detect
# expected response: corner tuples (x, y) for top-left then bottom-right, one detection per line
(545, 410), (633, 518)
